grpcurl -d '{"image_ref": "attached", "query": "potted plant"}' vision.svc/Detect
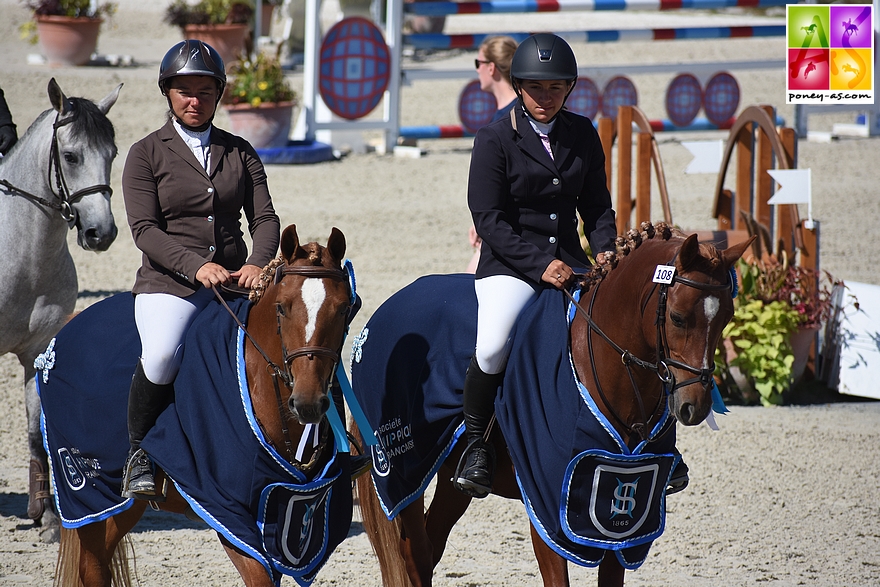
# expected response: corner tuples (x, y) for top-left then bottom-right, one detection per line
(164, 0), (255, 67)
(20, 0), (117, 66)
(221, 48), (297, 149)
(715, 256), (838, 406)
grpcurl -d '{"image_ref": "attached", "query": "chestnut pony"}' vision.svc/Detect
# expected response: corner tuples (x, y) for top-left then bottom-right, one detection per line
(354, 223), (754, 587)
(54, 225), (353, 587)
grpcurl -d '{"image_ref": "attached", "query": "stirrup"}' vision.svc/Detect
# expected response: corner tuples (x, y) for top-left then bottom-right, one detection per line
(452, 438), (495, 499)
(121, 448), (167, 502)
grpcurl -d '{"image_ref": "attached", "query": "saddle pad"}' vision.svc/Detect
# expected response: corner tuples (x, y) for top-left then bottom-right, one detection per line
(37, 293), (352, 586)
(351, 274), (677, 569)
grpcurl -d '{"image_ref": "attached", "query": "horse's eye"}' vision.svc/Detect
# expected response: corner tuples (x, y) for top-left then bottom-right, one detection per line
(670, 313), (686, 328)
(63, 152), (78, 164)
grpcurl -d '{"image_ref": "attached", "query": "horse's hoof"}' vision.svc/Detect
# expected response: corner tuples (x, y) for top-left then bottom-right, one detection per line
(39, 524), (60, 544)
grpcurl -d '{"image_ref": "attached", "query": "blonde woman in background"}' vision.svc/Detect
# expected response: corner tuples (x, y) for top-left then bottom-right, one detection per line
(467, 36), (519, 273)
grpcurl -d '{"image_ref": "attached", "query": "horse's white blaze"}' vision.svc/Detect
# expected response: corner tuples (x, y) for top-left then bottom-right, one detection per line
(702, 296), (721, 368)
(301, 279), (327, 342)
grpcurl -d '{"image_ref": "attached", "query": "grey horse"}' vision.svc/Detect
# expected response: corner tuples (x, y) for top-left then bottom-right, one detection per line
(0, 78), (120, 542)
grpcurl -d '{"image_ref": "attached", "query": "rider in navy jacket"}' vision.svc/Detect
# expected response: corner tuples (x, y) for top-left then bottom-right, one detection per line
(454, 34), (618, 498)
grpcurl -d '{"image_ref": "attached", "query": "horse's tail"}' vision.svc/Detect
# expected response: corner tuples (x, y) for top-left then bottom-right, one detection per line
(351, 422), (413, 587)
(55, 526), (137, 587)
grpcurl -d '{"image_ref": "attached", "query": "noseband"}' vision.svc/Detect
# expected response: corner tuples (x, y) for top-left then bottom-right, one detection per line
(0, 108), (112, 228)
(566, 264), (733, 441)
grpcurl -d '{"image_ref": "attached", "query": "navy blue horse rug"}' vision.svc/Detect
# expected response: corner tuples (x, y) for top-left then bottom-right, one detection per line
(36, 292), (352, 586)
(350, 273), (679, 569)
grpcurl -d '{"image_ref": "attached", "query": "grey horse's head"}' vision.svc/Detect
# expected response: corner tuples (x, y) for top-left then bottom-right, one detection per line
(47, 78), (121, 252)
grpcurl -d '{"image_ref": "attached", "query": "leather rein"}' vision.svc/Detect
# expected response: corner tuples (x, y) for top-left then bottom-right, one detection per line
(564, 264), (732, 443)
(212, 263), (351, 466)
(0, 109), (112, 228)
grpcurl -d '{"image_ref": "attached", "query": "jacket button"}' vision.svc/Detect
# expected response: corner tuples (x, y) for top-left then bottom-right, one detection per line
(572, 218), (578, 224)
(207, 187), (214, 193)
(550, 213), (557, 220)
(549, 237), (557, 244)
(552, 178), (559, 185)
(209, 246), (216, 252)
(206, 215), (214, 222)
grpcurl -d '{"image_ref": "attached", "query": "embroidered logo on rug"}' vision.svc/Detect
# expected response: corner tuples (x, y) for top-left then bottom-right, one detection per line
(57, 447), (102, 491)
(561, 450), (675, 548)
(261, 481), (334, 576)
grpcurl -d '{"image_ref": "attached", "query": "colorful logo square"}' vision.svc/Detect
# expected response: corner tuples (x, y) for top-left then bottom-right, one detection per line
(786, 5), (874, 104)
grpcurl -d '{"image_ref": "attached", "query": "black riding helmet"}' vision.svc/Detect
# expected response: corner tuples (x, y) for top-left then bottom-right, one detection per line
(158, 40), (226, 131)
(509, 33), (578, 121)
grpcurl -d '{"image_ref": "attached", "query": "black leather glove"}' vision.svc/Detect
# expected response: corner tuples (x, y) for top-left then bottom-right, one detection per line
(0, 124), (16, 156)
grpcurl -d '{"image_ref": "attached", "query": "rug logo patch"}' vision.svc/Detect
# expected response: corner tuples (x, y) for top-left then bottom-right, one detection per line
(57, 447), (102, 491)
(589, 463), (658, 539)
(371, 415), (414, 477)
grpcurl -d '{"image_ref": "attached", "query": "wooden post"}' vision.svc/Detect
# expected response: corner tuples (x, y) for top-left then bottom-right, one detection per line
(616, 106), (633, 235)
(636, 132), (652, 226)
(734, 124), (753, 231)
(755, 105), (775, 237)
(777, 127), (798, 256)
(598, 117), (614, 194)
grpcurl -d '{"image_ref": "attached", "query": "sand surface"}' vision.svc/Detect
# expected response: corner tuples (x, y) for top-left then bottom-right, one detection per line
(1, 1), (879, 585)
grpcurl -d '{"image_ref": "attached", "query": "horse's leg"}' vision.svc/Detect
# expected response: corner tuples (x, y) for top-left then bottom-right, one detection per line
(76, 501), (145, 587)
(528, 522), (570, 587)
(597, 552), (625, 587)
(23, 360), (59, 543)
(397, 497), (433, 587)
(219, 533), (275, 587)
(423, 468), (472, 566)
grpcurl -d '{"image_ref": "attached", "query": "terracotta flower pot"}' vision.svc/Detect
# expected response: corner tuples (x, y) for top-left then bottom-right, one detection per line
(184, 23), (249, 70)
(35, 15), (102, 67)
(224, 101), (294, 149)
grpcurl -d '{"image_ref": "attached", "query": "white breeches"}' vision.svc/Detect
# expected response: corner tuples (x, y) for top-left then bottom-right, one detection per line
(473, 275), (540, 375)
(134, 287), (214, 385)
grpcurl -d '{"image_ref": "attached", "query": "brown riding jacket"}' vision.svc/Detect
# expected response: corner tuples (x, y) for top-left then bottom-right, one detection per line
(122, 119), (280, 297)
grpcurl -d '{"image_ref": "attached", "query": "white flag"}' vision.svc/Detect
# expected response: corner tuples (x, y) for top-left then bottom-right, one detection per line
(682, 140), (723, 174)
(767, 169), (811, 205)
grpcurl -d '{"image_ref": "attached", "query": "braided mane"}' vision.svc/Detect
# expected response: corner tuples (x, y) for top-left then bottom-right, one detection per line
(577, 221), (682, 294)
(249, 257), (284, 304)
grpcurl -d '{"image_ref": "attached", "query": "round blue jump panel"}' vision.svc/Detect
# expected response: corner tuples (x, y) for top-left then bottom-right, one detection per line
(319, 17), (391, 120)
(665, 73), (703, 127)
(458, 80), (497, 133)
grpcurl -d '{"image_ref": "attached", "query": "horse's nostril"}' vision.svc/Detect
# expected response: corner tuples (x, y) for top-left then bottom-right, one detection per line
(319, 395), (331, 415)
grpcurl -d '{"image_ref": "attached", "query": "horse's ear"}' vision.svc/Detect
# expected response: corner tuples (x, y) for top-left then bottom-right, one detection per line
(677, 233), (701, 272)
(96, 83), (123, 115)
(47, 78), (70, 116)
(327, 227), (346, 263)
(280, 224), (301, 263)
(721, 235), (757, 269)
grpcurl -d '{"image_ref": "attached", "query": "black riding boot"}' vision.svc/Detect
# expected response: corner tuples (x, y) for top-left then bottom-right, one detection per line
(121, 362), (173, 498)
(453, 356), (504, 498)
(667, 449), (690, 495)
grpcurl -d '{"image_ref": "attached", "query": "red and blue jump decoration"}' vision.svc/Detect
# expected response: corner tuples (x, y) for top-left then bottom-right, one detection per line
(319, 17), (391, 120)
(403, 0), (791, 17)
(567, 77), (601, 120)
(702, 71), (740, 126)
(601, 76), (638, 121)
(665, 73), (703, 127)
(458, 80), (498, 133)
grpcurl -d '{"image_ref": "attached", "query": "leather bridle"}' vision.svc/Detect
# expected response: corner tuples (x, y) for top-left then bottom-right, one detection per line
(0, 109), (113, 228)
(565, 264), (733, 442)
(214, 263), (352, 464)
